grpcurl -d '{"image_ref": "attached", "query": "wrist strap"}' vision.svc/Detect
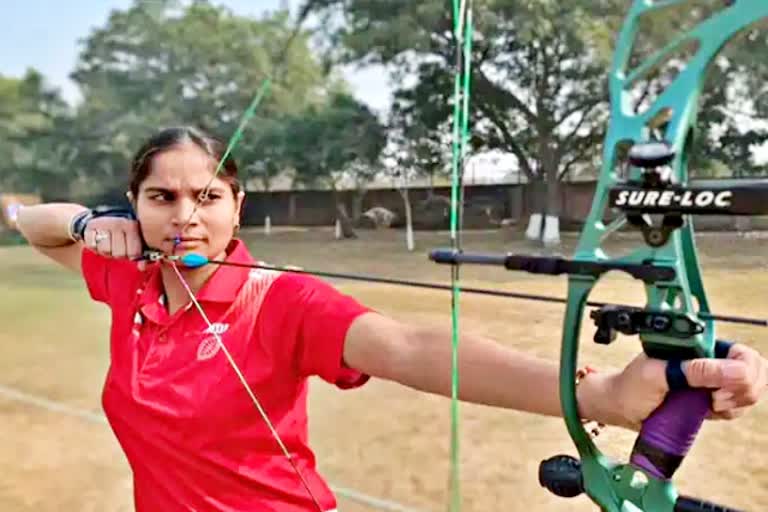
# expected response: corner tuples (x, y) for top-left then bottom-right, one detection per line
(68, 210), (92, 242)
(68, 206), (137, 242)
(666, 339), (736, 391)
(715, 340), (734, 359)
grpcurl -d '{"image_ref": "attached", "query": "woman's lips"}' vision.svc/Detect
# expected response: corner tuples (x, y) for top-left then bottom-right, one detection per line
(170, 238), (204, 249)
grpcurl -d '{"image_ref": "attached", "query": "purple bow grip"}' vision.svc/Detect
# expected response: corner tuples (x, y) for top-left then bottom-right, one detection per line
(630, 388), (711, 480)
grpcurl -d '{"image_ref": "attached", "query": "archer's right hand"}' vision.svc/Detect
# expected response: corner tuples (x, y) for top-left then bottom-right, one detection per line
(82, 214), (144, 262)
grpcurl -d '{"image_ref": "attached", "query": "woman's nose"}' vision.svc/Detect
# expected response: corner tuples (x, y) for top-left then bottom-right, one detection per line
(173, 197), (200, 226)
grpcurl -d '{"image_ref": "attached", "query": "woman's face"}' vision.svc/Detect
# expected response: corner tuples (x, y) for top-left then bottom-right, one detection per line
(134, 141), (244, 259)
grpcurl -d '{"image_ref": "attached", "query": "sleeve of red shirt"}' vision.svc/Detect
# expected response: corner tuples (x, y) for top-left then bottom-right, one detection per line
(80, 247), (141, 306)
(264, 272), (375, 389)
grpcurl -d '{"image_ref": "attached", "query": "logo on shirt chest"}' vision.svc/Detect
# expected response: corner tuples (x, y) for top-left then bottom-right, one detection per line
(196, 323), (230, 361)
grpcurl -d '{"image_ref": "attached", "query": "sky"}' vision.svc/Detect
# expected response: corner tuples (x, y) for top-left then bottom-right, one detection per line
(0, 0), (393, 113)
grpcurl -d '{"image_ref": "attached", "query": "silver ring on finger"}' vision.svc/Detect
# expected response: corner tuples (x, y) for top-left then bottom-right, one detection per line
(94, 231), (109, 244)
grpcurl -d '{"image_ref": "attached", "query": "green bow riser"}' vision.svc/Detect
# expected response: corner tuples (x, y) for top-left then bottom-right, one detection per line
(433, 2), (768, 511)
(557, 3), (768, 511)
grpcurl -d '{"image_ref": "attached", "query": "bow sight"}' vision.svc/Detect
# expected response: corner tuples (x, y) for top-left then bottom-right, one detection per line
(610, 141), (768, 247)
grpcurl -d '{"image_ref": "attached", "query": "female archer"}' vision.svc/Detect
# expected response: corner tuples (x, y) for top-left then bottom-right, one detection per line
(16, 126), (768, 512)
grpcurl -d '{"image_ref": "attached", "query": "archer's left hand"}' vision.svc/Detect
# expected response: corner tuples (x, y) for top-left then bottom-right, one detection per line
(703, 343), (768, 420)
(608, 343), (768, 430)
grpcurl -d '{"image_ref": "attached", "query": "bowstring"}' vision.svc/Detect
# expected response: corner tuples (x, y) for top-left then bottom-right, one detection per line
(164, 3), (326, 511)
(169, 263), (324, 511)
(448, 1), (474, 511)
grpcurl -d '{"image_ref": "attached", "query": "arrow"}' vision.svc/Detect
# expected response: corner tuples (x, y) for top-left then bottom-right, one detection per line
(149, 252), (768, 328)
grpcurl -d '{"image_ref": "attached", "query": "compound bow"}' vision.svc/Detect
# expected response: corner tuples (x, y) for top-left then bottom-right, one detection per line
(432, 2), (768, 511)
(88, 1), (767, 511)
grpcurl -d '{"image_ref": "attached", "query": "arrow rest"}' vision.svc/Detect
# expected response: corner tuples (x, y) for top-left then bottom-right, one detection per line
(590, 306), (705, 352)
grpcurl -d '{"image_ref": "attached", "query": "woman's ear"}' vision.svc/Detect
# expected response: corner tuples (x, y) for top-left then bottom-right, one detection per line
(235, 190), (245, 221)
(231, 191), (245, 237)
(126, 191), (136, 210)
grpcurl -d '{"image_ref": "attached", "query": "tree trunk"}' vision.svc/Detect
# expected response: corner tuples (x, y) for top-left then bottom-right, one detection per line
(289, 194), (297, 224)
(400, 187), (415, 252)
(532, 135), (563, 247)
(352, 188), (367, 222)
(543, 170), (561, 247)
(333, 189), (357, 239)
(525, 178), (546, 241)
(261, 190), (272, 224)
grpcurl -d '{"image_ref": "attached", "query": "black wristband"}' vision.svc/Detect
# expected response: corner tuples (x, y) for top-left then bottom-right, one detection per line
(69, 210), (94, 241)
(69, 206), (137, 242)
(665, 340), (735, 392)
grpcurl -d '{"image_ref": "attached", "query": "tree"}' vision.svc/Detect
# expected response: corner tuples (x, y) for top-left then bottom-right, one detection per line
(313, 0), (768, 245)
(313, 0), (613, 245)
(283, 92), (386, 238)
(0, 70), (73, 197)
(383, 105), (452, 251)
(66, 0), (328, 195)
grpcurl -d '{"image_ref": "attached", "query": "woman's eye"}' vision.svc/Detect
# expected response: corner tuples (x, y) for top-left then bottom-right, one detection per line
(149, 192), (174, 202)
(199, 193), (221, 203)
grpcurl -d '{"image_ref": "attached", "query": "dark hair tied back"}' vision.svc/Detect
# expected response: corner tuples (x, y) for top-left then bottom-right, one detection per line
(128, 126), (241, 198)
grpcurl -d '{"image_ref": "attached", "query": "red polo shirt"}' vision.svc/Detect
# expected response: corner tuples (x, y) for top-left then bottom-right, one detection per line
(81, 240), (372, 511)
